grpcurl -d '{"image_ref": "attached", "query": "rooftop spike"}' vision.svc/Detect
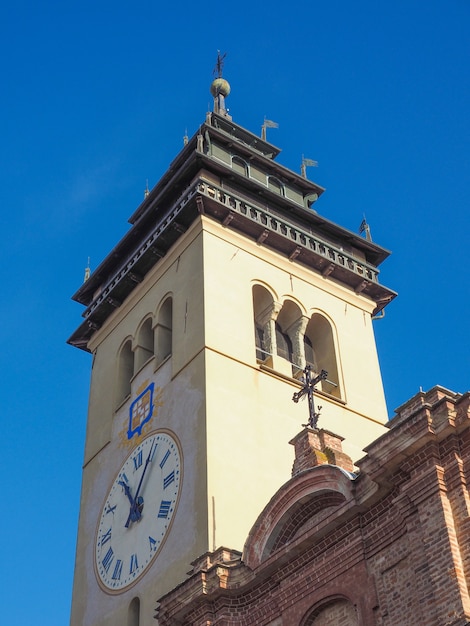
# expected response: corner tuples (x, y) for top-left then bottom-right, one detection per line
(359, 215), (372, 242)
(83, 257), (91, 283)
(210, 51), (231, 118)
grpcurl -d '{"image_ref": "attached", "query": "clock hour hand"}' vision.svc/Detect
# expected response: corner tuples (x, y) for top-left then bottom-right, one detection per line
(126, 440), (157, 527)
(118, 480), (135, 507)
(119, 479), (142, 528)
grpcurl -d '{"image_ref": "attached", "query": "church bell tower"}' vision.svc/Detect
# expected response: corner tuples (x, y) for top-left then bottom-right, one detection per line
(69, 60), (396, 626)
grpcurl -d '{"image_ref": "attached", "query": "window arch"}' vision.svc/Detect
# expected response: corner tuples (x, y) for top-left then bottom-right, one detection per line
(117, 339), (134, 405)
(267, 176), (284, 196)
(302, 597), (358, 626)
(155, 297), (172, 366)
(252, 284), (277, 363)
(128, 597), (140, 626)
(134, 317), (154, 371)
(276, 300), (306, 376)
(232, 155), (249, 176)
(304, 313), (341, 398)
(252, 290), (342, 389)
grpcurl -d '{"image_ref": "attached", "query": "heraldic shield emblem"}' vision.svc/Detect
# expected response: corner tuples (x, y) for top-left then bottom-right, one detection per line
(128, 383), (155, 439)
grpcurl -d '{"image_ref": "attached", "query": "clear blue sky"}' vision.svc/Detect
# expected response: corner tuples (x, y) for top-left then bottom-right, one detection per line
(0, 1), (468, 624)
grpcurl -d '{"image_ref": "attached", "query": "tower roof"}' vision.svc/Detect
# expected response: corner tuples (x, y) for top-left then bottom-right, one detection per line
(68, 87), (396, 351)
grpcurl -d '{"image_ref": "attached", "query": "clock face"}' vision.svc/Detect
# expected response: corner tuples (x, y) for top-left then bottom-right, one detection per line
(95, 430), (182, 593)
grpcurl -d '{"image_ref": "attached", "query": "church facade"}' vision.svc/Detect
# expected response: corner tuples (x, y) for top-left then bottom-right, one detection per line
(68, 63), (469, 625)
(156, 386), (470, 625)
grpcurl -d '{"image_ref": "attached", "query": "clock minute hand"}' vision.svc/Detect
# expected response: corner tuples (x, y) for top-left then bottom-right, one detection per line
(134, 440), (157, 501)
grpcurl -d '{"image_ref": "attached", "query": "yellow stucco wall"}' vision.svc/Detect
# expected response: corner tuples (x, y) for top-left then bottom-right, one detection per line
(200, 217), (388, 551)
(71, 214), (389, 625)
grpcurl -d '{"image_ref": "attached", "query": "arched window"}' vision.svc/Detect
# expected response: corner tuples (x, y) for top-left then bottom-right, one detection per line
(302, 597), (358, 626)
(117, 339), (134, 405)
(156, 297), (172, 365)
(134, 317), (154, 371)
(275, 321), (293, 362)
(276, 300), (305, 376)
(252, 285), (277, 363)
(304, 314), (341, 398)
(232, 156), (249, 176)
(267, 176), (284, 196)
(128, 597), (140, 626)
(255, 323), (267, 361)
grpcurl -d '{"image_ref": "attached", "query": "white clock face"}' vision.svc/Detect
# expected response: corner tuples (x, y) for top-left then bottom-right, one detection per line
(95, 431), (182, 593)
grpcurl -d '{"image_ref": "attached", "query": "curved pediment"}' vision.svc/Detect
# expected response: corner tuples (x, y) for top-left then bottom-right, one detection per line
(243, 465), (356, 569)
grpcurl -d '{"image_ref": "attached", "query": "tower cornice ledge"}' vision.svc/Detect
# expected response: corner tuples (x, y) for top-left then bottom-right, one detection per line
(68, 175), (396, 350)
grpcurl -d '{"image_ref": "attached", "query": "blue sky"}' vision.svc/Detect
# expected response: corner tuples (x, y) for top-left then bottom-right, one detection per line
(0, 1), (468, 624)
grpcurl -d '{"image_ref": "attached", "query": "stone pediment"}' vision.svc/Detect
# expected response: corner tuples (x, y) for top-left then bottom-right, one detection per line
(243, 464), (356, 569)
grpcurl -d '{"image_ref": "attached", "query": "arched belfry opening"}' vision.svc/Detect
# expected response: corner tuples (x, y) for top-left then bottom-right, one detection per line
(134, 317), (154, 371)
(275, 299), (307, 377)
(155, 296), (172, 366)
(252, 284), (278, 364)
(252, 287), (342, 388)
(116, 339), (134, 405)
(305, 313), (341, 398)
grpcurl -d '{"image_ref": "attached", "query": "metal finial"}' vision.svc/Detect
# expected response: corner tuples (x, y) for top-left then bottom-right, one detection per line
(84, 257), (91, 283)
(359, 215), (372, 242)
(144, 179), (149, 198)
(210, 53), (231, 117)
(292, 365), (328, 429)
(213, 50), (227, 78)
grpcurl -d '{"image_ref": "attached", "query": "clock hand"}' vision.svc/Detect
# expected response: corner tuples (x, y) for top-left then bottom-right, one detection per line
(118, 480), (135, 507)
(125, 440), (157, 527)
(134, 440), (157, 502)
(119, 479), (141, 529)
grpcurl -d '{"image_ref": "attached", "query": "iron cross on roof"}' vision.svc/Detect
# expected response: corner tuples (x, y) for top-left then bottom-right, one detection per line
(292, 365), (328, 429)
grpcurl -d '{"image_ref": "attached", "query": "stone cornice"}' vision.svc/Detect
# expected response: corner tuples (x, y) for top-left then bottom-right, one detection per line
(68, 175), (396, 350)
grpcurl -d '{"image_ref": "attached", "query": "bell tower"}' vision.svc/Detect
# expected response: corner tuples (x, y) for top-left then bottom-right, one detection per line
(69, 63), (395, 626)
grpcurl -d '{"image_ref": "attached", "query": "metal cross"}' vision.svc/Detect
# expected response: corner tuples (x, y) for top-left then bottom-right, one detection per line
(292, 365), (328, 429)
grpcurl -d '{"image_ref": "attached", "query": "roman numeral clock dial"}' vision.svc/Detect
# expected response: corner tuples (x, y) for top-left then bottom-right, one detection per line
(94, 431), (182, 593)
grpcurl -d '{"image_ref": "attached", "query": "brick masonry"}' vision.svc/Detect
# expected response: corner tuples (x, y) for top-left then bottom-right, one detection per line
(156, 386), (470, 626)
